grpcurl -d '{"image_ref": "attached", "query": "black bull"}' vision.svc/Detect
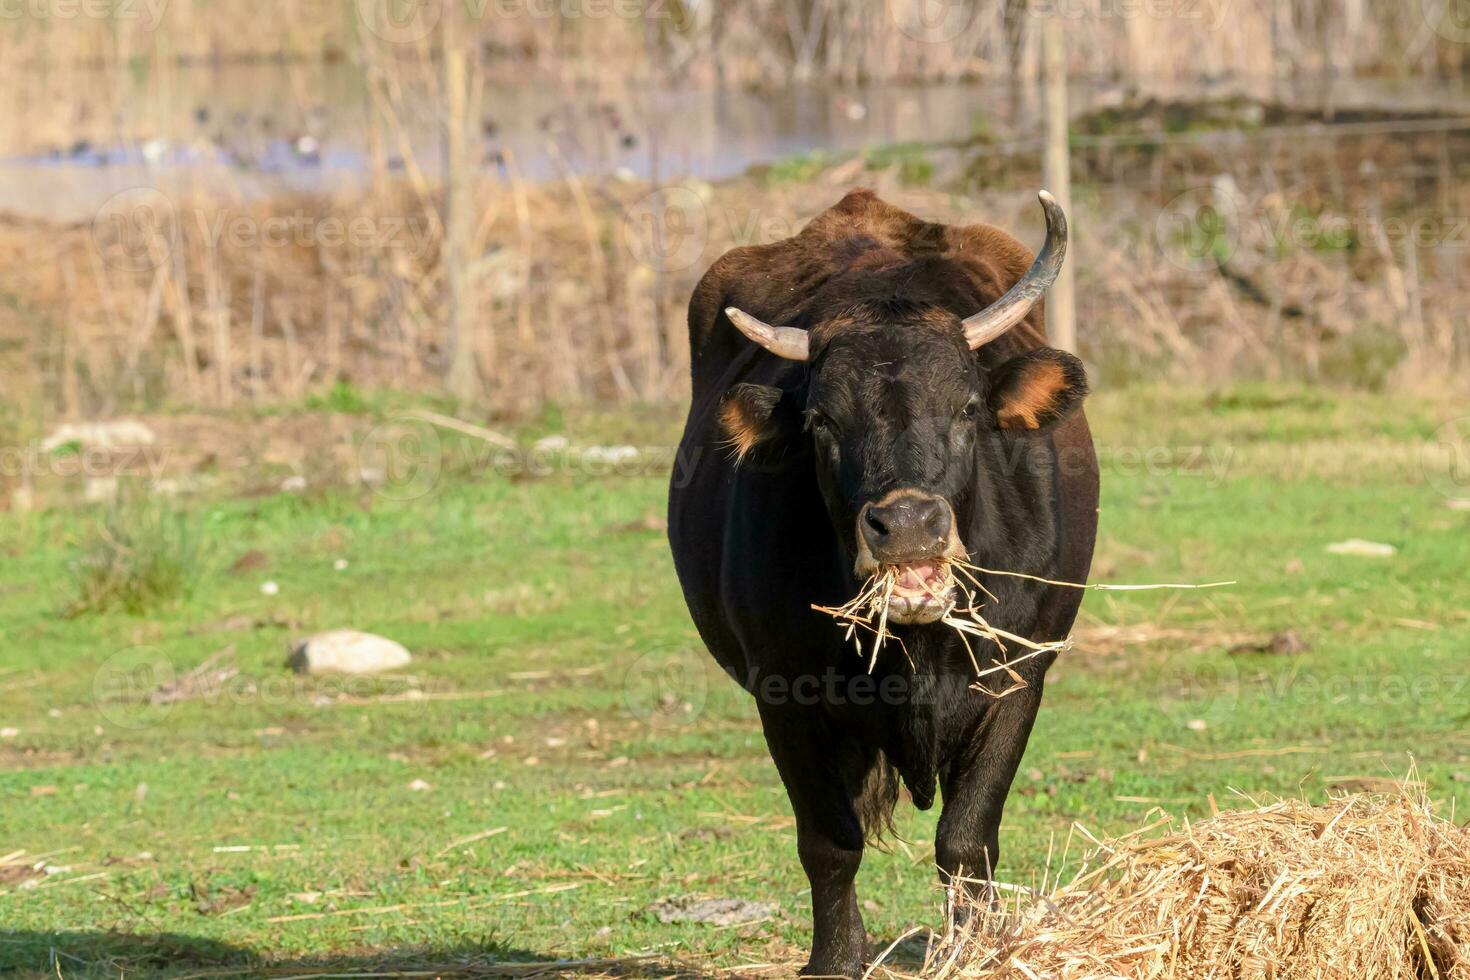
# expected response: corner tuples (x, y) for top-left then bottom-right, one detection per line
(666, 190), (1099, 977)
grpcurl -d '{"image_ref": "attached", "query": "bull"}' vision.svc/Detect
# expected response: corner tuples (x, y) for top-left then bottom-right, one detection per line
(667, 189), (1098, 977)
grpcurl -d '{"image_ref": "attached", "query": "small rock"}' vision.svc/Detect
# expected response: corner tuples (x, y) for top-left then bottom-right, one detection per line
(280, 475), (308, 493)
(407, 778), (433, 792)
(332, 559), (349, 571)
(287, 630), (412, 675)
(260, 581), (280, 596)
(1186, 719), (1208, 732)
(1325, 538), (1396, 557)
(533, 434), (570, 453)
(650, 896), (776, 926)
(42, 420), (156, 453)
(0, 728), (18, 738)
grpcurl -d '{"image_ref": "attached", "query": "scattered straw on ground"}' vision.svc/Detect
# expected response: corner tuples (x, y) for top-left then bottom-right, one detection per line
(878, 788), (1470, 979)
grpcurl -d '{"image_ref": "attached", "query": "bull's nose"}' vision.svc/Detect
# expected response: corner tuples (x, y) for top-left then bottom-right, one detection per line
(859, 492), (952, 560)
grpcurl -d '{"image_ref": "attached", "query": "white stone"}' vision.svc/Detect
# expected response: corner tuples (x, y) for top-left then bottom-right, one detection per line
(288, 630), (411, 675)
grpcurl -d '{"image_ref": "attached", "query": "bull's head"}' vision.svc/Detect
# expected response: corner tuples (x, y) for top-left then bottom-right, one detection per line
(718, 192), (1088, 624)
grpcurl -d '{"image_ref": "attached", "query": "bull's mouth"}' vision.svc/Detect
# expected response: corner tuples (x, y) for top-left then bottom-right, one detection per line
(882, 558), (956, 624)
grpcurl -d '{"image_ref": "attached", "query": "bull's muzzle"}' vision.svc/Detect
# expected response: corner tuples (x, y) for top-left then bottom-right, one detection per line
(859, 491), (952, 562)
(854, 489), (967, 625)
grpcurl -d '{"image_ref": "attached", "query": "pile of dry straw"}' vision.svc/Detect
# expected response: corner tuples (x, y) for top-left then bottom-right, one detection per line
(890, 789), (1470, 979)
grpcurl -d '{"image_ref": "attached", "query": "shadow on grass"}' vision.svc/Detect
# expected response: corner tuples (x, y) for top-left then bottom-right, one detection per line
(0, 930), (715, 979)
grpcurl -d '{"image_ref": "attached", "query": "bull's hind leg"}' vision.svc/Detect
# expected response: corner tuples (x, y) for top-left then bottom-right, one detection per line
(757, 705), (867, 978)
(933, 684), (1046, 913)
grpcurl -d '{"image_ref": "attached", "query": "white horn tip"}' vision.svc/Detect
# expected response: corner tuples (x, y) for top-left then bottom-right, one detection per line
(1038, 189), (1056, 205)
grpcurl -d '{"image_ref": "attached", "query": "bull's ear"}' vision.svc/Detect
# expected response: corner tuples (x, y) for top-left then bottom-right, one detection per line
(987, 349), (1088, 431)
(719, 383), (794, 462)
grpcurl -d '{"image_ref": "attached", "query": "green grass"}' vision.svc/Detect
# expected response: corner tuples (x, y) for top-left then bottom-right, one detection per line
(0, 386), (1467, 978)
(65, 497), (204, 617)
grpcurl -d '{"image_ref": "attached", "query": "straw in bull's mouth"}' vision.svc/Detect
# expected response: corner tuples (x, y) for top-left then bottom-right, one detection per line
(813, 558), (1232, 696)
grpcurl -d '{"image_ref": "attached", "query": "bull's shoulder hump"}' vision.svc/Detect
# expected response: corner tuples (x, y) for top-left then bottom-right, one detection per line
(942, 222), (1037, 287)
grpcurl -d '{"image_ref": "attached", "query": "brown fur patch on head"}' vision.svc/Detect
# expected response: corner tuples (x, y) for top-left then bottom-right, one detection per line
(997, 359), (1065, 429)
(719, 398), (762, 461)
(990, 350), (1088, 431)
(718, 383), (786, 463)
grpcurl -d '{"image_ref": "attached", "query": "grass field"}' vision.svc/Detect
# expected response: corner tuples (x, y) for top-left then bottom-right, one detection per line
(0, 385), (1467, 978)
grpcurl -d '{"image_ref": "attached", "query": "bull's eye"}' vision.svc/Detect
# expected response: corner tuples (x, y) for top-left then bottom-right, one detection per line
(958, 399), (981, 422)
(807, 412), (834, 435)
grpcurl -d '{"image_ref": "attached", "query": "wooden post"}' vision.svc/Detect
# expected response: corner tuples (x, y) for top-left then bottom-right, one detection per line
(1042, 15), (1077, 355)
(443, 4), (480, 402)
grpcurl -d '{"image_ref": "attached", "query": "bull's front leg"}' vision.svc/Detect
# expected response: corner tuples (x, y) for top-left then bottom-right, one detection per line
(933, 679), (1047, 912)
(757, 703), (867, 978)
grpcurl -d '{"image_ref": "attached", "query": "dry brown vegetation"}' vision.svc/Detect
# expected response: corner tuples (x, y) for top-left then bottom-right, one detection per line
(3, 0), (1465, 83)
(2, 3), (1468, 417)
(892, 789), (1470, 979)
(4, 110), (1466, 418)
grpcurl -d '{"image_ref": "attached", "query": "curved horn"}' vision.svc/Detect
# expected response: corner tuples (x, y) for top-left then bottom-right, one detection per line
(725, 307), (810, 361)
(962, 190), (1069, 349)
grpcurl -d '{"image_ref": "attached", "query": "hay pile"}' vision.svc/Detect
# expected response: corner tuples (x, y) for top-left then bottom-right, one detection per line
(904, 792), (1470, 979)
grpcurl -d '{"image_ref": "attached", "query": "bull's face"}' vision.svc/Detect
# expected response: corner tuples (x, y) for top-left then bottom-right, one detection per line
(716, 192), (1086, 624)
(722, 317), (1086, 623)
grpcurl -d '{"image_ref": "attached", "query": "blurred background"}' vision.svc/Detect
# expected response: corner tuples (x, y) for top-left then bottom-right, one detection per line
(2, 0), (1467, 423)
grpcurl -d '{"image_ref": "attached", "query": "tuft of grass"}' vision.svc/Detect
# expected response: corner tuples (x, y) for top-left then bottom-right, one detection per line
(67, 497), (203, 616)
(865, 142), (936, 186)
(305, 380), (372, 415)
